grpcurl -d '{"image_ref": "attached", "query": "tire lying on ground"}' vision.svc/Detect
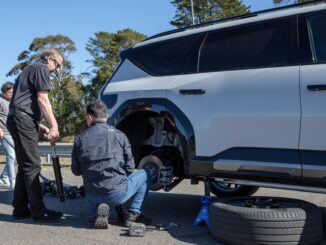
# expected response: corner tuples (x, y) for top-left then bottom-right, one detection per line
(209, 196), (322, 245)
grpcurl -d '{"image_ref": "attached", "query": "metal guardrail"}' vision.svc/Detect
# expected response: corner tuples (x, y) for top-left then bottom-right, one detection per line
(0, 142), (73, 164)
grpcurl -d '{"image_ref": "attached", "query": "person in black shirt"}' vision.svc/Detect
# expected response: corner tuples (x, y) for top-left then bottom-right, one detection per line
(7, 48), (64, 222)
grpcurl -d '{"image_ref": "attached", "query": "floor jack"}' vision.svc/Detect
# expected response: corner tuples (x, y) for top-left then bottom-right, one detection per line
(192, 179), (212, 227)
(39, 143), (85, 200)
(39, 174), (85, 199)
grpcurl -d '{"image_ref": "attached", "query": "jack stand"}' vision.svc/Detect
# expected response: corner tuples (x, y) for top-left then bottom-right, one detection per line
(192, 179), (212, 227)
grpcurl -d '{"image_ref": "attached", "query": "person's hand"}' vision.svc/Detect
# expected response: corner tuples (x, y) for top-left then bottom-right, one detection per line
(39, 123), (50, 135)
(0, 129), (4, 139)
(47, 126), (59, 144)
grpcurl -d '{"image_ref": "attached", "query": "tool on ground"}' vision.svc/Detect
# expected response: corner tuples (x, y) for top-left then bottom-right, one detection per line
(39, 174), (85, 199)
(129, 223), (146, 237)
(128, 222), (179, 237)
(51, 143), (65, 201)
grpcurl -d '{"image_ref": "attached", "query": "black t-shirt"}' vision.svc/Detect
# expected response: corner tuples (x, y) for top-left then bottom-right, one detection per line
(10, 62), (52, 121)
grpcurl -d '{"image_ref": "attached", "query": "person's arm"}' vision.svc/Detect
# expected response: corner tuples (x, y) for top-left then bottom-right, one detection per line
(0, 101), (5, 138)
(37, 91), (58, 143)
(120, 133), (135, 175)
(71, 137), (82, 176)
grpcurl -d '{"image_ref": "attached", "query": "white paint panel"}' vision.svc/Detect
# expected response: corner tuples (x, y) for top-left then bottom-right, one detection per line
(167, 67), (300, 156)
(299, 64), (326, 151)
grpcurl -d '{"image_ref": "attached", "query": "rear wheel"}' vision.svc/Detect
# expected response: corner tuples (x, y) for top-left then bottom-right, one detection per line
(209, 180), (259, 197)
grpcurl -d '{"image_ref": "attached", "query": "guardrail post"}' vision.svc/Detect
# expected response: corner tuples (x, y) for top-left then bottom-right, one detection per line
(46, 154), (51, 164)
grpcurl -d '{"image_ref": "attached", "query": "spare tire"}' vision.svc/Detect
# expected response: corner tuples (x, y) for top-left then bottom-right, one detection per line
(209, 196), (322, 245)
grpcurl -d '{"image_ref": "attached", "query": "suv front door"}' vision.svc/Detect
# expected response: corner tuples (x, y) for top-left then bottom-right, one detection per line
(299, 12), (326, 180)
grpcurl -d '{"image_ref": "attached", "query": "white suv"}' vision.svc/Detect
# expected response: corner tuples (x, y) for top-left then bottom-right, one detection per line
(100, 1), (326, 197)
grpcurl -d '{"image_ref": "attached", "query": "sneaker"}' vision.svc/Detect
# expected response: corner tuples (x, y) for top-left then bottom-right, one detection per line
(32, 209), (63, 222)
(124, 211), (151, 227)
(95, 203), (110, 229)
(13, 209), (31, 219)
(0, 178), (10, 187)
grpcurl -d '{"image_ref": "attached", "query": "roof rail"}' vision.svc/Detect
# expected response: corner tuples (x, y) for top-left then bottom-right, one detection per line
(146, 0), (326, 41)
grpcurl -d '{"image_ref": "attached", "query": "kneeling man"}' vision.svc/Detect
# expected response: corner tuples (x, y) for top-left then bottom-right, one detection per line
(71, 100), (151, 229)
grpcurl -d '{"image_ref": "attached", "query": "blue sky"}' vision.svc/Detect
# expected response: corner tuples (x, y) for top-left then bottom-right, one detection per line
(0, 0), (276, 86)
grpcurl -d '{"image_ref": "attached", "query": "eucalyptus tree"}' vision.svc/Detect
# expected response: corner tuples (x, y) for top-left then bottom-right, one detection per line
(84, 28), (146, 103)
(170, 0), (250, 28)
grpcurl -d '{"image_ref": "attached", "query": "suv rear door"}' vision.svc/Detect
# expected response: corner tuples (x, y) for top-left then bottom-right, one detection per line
(167, 17), (302, 179)
(299, 11), (326, 180)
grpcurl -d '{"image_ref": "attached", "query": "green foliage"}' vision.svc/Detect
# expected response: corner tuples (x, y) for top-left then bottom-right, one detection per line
(7, 35), (76, 77)
(84, 28), (147, 103)
(170, 0), (250, 28)
(7, 35), (85, 138)
(49, 73), (86, 137)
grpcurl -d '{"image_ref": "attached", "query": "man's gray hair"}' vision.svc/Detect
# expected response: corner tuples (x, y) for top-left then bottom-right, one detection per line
(40, 48), (65, 63)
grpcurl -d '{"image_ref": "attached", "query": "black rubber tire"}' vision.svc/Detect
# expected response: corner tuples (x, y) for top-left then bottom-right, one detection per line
(209, 196), (323, 245)
(209, 180), (259, 197)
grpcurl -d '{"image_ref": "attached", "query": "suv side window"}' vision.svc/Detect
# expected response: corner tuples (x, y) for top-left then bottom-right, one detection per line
(307, 13), (326, 63)
(129, 34), (204, 76)
(199, 18), (296, 72)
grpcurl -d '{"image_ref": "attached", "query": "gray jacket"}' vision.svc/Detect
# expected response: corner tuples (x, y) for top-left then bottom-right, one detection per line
(0, 96), (10, 134)
(71, 121), (135, 195)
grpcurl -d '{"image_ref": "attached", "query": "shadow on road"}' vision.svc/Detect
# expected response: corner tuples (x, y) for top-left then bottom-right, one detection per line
(0, 187), (216, 244)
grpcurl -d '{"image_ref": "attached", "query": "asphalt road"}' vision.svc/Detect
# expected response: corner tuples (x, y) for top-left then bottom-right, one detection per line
(0, 165), (326, 245)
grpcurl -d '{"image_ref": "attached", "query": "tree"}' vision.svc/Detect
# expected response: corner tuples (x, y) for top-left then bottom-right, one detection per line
(7, 35), (76, 77)
(170, 0), (250, 28)
(7, 35), (85, 139)
(84, 28), (146, 103)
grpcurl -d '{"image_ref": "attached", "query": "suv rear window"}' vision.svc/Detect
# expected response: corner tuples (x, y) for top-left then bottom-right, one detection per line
(199, 19), (295, 72)
(128, 34), (204, 76)
(307, 13), (326, 63)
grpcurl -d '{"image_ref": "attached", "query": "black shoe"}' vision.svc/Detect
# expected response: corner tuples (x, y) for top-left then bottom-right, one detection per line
(32, 209), (63, 222)
(13, 209), (31, 219)
(95, 203), (110, 229)
(124, 211), (151, 227)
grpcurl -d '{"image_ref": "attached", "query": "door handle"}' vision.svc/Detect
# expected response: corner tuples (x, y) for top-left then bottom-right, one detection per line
(179, 89), (205, 95)
(307, 84), (326, 91)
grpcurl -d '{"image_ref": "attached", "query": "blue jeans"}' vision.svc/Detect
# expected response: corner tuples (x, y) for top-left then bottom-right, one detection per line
(1, 134), (16, 185)
(87, 169), (151, 217)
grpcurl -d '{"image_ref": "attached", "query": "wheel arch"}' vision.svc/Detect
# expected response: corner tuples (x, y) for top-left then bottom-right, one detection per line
(108, 98), (195, 175)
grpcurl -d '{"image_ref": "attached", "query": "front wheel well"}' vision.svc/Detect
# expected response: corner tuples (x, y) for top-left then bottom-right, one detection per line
(116, 110), (185, 177)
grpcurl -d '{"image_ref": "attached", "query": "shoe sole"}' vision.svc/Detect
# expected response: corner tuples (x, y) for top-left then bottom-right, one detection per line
(95, 203), (109, 229)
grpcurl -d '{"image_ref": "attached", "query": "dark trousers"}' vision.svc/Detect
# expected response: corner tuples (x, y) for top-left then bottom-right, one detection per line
(7, 113), (45, 216)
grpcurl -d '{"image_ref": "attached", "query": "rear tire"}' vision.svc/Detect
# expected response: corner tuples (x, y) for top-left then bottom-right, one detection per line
(209, 196), (323, 245)
(209, 180), (259, 197)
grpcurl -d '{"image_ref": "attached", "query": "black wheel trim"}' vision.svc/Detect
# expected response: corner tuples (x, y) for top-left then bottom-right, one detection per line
(224, 196), (309, 209)
(210, 180), (243, 192)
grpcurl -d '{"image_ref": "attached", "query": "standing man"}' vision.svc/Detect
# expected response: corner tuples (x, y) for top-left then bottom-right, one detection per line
(7, 48), (64, 221)
(71, 100), (151, 229)
(0, 82), (16, 190)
